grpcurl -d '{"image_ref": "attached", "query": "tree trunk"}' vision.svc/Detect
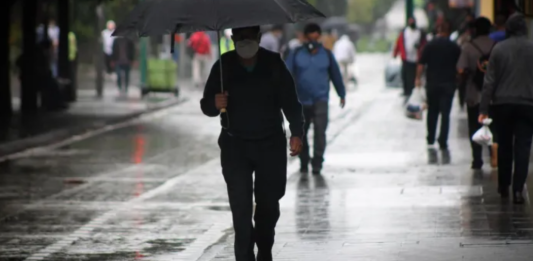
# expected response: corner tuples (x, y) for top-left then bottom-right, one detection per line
(58, 0), (72, 101)
(21, 0), (38, 113)
(0, 2), (13, 118)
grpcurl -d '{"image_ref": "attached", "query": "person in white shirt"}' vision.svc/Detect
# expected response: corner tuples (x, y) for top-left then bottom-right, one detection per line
(333, 34), (357, 86)
(102, 20), (116, 75)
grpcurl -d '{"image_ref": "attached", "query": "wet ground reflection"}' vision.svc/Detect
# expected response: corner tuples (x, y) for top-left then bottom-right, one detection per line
(296, 174), (330, 241)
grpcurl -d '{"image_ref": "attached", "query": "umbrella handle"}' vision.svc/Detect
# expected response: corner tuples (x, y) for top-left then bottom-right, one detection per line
(218, 30), (226, 114)
(218, 30), (224, 94)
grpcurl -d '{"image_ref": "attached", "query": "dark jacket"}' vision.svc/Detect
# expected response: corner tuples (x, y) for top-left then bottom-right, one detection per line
(480, 13), (533, 114)
(111, 37), (135, 64)
(200, 48), (304, 140)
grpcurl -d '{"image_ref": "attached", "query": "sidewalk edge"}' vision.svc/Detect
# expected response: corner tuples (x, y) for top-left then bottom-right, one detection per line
(0, 98), (188, 159)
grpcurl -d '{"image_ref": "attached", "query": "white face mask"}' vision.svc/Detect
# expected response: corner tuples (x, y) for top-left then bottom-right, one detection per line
(235, 40), (259, 59)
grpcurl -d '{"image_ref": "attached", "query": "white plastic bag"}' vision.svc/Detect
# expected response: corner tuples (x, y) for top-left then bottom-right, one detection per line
(405, 87), (426, 120)
(472, 118), (493, 146)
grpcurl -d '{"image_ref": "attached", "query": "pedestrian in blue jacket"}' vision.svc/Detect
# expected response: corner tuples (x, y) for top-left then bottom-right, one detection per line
(285, 23), (346, 175)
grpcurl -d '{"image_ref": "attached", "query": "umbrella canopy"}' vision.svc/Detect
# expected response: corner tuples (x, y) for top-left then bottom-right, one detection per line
(113, 0), (325, 37)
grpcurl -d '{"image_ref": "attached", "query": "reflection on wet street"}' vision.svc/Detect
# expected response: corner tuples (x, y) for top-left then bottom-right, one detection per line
(1, 55), (533, 260)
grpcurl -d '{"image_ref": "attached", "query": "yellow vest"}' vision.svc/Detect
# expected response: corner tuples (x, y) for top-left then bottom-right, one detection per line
(219, 37), (234, 54)
(69, 32), (77, 61)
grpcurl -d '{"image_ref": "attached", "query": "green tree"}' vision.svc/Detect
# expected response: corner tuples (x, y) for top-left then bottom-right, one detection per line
(346, 0), (396, 25)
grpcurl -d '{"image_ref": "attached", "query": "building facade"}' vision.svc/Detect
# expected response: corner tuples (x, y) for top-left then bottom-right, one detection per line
(476, 0), (532, 37)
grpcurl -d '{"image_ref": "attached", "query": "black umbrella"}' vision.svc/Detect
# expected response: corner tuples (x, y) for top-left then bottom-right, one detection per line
(113, 0), (324, 38)
(113, 0), (324, 119)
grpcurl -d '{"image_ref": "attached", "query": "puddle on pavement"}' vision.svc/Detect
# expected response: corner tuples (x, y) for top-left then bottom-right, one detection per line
(51, 238), (194, 260)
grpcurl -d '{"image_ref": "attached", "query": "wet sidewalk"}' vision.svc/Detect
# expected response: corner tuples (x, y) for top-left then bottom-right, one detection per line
(200, 89), (533, 260)
(1, 54), (532, 260)
(1, 82), (186, 158)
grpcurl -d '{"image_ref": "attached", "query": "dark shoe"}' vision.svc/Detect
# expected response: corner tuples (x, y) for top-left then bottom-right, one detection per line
(300, 167), (309, 174)
(498, 186), (510, 198)
(312, 169), (321, 175)
(441, 149), (451, 165)
(427, 146), (438, 164)
(471, 161), (483, 170)
(513, 191), (525, 205)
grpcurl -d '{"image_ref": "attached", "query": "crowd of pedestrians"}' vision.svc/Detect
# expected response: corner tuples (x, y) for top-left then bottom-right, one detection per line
(399, 11), (533, 205)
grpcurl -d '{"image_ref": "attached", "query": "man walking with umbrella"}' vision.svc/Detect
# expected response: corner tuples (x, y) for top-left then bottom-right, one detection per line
(112, 1), (324, 259)
(201, 26), (304, 261)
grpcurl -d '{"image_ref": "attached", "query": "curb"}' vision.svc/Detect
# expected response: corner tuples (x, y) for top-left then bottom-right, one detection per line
(0, 97), (187, 158)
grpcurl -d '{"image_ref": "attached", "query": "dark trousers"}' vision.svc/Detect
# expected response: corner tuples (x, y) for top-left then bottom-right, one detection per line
(219, 131), (287, 261)
(492, 104), (533, 192)
(115, 64), (131, 91)
(300, 101), (329, 171)
(458, 81), (466, 108)
(104, 54), (113, 74)
(466, 105), (493, 166)
(402, 61), (417, 96)
(426, 87), (454, 148)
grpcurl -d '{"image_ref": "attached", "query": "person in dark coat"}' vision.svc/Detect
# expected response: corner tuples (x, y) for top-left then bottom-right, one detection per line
(111, 37), (135, 95)
(478, 13), (533, 204)
(201, 26), (304, 261)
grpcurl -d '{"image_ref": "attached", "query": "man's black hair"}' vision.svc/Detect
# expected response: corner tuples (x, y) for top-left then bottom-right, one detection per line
(437, 20), (451, 34)
(474, 17), (492, 36)
(232, 26), (261, 35)
(303, 23), (321, 35)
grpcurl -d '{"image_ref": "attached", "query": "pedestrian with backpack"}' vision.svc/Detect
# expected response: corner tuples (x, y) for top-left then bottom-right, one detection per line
(285, 23), (346, 175)
(457, 17), (497, 170)
(478, 13), (533, 204)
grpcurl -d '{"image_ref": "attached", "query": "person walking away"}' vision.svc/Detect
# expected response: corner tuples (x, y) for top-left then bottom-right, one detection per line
(456, 12), (476, 46)
(201, 26), (304, 261)
(333, 34), (357, 87)
(111, 36), (135, 97)
(416, 21), (461, 156)
(46, 19), (60, 78)
(478, 13), (533, 204)
(489, 14), (507, 43)
(286, 23), (346, 175)
(68, 31), (78, 100)
(457, 17), (496, 170)
(220, 29), (235, 55)
(189, 31), (212, 87)
(394, 17), (427, 100)
(102, 20), (116, 79)
(260, 25), (283, 53)
(456, 21), (476, 110)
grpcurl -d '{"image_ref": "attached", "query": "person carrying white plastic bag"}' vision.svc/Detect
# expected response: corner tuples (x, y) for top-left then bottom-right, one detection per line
(472, 118), (493, 146)
(405, 86), (426, 120)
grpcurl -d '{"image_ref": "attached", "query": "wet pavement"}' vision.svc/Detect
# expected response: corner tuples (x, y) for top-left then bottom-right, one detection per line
(1, 54), (533, 260)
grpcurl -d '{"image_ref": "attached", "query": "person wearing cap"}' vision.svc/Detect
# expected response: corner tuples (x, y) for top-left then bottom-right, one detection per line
(201, 26), (304, 261)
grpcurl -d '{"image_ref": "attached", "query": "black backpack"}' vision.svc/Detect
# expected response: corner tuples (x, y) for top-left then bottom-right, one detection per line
(470, 41), (496, 91)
